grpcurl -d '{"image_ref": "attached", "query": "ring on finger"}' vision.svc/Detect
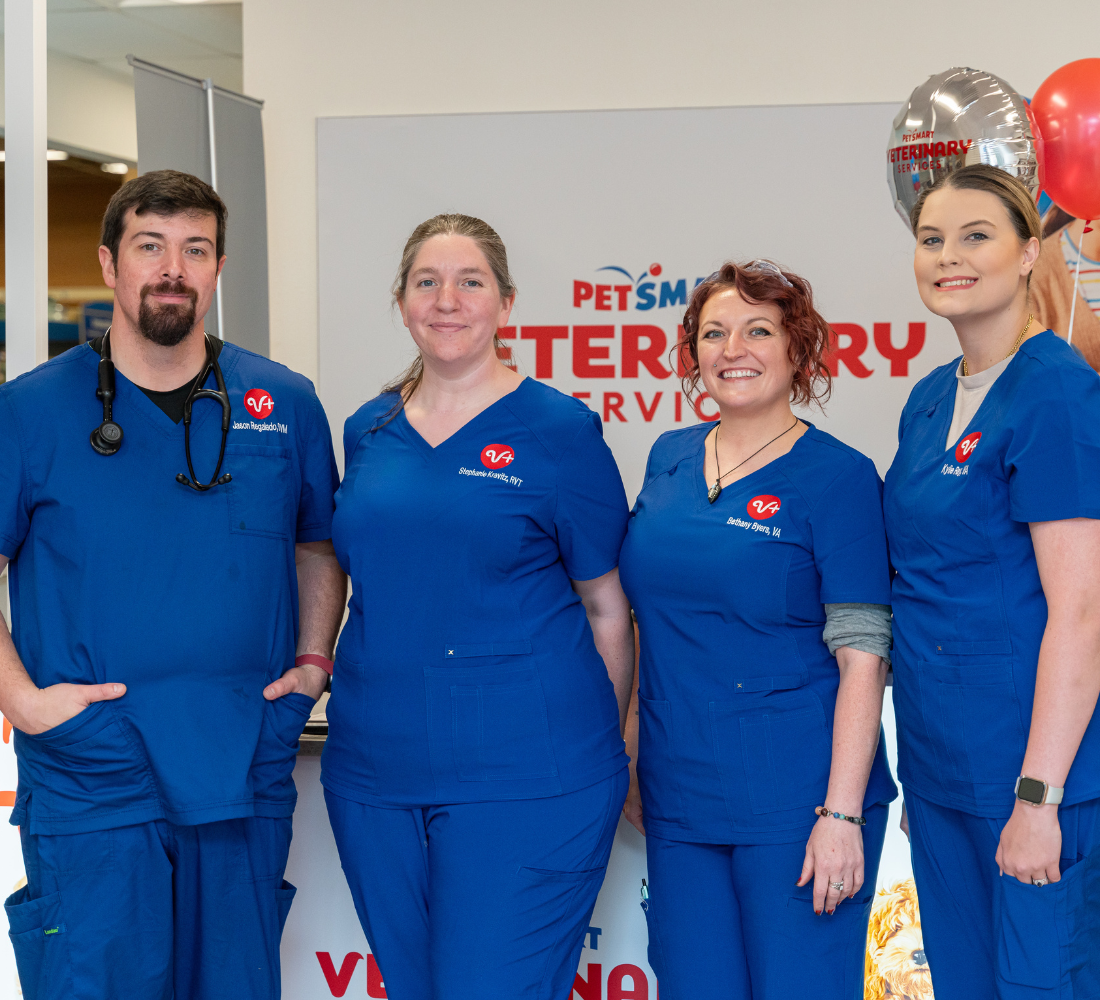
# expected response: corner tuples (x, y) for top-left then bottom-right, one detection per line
(829, 880), (844, 891)
(1032, 876), (1049, 887)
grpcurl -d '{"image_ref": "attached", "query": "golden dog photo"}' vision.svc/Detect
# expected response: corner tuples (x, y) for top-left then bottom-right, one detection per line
(865, 879), (934, 1000)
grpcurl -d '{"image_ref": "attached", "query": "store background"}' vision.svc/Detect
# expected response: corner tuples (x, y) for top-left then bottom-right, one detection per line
(0, 1), (1097, 996)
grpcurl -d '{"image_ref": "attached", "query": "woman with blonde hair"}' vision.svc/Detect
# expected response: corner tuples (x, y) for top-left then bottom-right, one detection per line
(886, 163), (1100, 997)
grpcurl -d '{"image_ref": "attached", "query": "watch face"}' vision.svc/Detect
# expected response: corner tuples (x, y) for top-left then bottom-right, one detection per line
(1017, 776), (1046, 804)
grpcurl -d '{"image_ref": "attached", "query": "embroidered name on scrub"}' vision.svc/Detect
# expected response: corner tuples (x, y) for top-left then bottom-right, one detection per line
(726, 516), (781, 537)
(458, 467), (523, 486)
(232, 420), (288, 433)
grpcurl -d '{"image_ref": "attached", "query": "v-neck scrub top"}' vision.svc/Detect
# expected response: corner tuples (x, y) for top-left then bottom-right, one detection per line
(618, 423), (897, 845)
(323, 378), (631, 806)
(884, 331), (1100, 818)
(0, 342), (340, 835)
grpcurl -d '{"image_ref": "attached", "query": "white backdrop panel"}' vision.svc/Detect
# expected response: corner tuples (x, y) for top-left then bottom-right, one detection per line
(300, 102), (952, 997)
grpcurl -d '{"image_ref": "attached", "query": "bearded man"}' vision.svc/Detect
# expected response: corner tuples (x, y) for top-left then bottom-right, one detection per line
(0, 170), (345, 999)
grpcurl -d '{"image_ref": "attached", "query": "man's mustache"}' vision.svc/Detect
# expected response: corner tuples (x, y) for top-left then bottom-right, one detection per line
(140, 280), (199, 306)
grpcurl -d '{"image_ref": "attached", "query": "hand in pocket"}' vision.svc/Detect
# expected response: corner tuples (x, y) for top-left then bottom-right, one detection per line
(11, 681), (127, 737)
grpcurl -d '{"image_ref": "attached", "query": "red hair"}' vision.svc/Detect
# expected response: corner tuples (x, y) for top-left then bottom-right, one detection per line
(675, 261), (833, 408)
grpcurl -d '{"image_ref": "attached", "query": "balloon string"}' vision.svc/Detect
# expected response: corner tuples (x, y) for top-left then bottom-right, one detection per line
(1067, 221), (1090, 347)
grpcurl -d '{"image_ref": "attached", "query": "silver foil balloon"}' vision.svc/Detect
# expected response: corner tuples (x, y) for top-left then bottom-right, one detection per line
(889, 67), (1039, 230)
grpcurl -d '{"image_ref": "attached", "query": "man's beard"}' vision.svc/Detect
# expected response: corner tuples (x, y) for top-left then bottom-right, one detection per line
(137, 280), (199, 347)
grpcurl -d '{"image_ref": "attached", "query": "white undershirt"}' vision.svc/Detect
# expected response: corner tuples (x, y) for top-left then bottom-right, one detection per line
(945, 352), (1016, 450)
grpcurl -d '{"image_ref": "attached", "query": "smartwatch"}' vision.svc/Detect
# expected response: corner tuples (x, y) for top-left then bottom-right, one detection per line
(1015, 775), (1064, 806)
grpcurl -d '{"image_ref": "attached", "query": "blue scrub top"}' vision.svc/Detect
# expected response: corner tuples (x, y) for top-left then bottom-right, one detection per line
(0, 342), (339, 835)
(322, 377), (630, 806)
(885, 331), (1100, 818)
(619, 423), (897, 845)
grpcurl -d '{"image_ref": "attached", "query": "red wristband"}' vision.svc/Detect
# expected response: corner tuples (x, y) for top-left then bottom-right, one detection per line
(295, 654), (334, 676)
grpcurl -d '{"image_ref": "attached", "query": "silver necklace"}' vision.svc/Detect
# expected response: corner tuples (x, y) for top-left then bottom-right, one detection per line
(708, 419), (799, 504)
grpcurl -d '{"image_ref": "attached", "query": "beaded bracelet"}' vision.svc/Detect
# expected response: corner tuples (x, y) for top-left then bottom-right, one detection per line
(815, 806), (866, 826)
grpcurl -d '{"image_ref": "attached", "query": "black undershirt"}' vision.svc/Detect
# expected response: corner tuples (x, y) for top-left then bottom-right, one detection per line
(90, 336), (223, 424)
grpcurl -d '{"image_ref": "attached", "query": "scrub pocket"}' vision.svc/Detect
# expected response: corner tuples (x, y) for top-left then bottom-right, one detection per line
(994, 847), (1100, 995)
(918, 659), (1025, 783)
(425, 646), (558, 782)
(637, 696), (686, 825)
(711, 679), (831, 832)
(17, 702), (159, 831)
(224, 444), (294, 539)
(275, 879), (297, 936)
(995, 871), (1069, 990)
(251, 692), (315, 807)
(5, 887), (72, 1000)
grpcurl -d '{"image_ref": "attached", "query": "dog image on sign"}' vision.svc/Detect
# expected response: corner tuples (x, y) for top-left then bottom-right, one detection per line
(865, 879), (934, 1000)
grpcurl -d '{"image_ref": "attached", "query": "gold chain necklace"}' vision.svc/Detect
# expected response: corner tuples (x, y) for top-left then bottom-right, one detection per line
(708, 419), (799, 504)
(961, 313), (1033, 377)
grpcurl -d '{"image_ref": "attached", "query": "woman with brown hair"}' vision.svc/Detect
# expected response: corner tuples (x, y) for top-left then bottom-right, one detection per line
(321, 214), (634, 999)
(618, 260), (897, 998)
(885, 163), (1100, 998)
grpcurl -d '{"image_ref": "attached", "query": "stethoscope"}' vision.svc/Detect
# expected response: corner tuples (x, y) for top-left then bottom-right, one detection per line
(90, 328), (233, 491)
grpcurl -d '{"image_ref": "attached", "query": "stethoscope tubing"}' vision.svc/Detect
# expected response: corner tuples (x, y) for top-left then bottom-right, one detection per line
(92, 328), (233, 491)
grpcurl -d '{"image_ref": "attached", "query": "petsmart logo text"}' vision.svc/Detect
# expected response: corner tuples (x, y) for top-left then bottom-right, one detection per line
(573, 262), (704, 312)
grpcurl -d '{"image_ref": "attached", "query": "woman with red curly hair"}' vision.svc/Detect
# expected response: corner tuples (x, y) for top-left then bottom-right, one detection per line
(618, 261), (897, 998)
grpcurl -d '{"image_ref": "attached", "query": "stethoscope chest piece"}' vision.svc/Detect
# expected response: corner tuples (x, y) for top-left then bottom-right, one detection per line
(90, 419), (123, 455)
(91, 335), (123, 455)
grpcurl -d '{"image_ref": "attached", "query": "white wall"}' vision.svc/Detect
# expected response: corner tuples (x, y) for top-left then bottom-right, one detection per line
(244, 0), (1100, 382)
(0, 48), (137, 161)
(44, 51), (137, 162)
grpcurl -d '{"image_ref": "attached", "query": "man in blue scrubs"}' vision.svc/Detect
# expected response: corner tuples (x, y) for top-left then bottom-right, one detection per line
(0, 170), (344, 999)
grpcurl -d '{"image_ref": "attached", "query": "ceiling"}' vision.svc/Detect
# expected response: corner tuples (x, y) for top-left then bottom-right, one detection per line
(45, 0), (242, 92)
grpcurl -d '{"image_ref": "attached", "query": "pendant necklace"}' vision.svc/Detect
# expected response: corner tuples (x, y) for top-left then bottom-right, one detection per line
(708, 418), (800, 504)
(961, 313), (1033, 377)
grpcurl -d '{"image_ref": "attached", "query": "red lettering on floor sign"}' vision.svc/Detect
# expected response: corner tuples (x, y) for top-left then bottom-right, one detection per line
(824, 324), (874, 378)
(621, 326), (672, 379)
(615, 285), (632, 310)
(574, 326), (616, 378)
(316, 952), (362, 997)
(873, 322), (926, 376)
(635, 392), (662, 422)
(604, 392), (627, 423)
(521, 326), (568, 378)
(608, 963), (650, 1000)
(595, 285), (612, 310)
(675, 392), (682, 422)
(573, 963), (602, 1000)
(366, 955), (387, 998)
(574, 281), (594, 307)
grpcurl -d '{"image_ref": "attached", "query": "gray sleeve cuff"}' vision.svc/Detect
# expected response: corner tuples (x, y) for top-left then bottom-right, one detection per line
(823, 603), (892, 666)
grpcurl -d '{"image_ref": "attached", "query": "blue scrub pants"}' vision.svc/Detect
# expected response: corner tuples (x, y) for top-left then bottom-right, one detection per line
(324, 767), (628, 1000)
(642, 803), (888, 1000)
(907, 793), (1100, 999)
(4, 816), (295, 1000)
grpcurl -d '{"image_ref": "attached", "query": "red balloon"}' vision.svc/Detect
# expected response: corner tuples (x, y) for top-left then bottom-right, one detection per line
(1032, 58), (1100, 221)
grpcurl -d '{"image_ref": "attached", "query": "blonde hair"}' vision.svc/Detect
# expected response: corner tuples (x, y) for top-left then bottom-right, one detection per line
(910, 164), (1041, 287)
(382, 214), (515, 405)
